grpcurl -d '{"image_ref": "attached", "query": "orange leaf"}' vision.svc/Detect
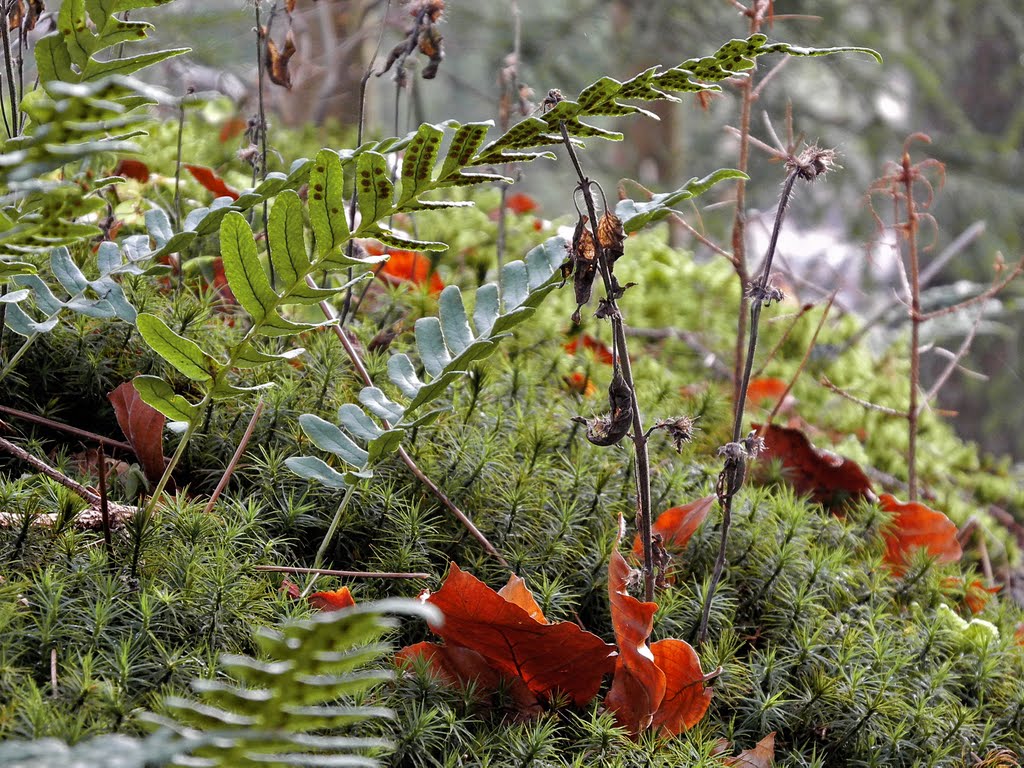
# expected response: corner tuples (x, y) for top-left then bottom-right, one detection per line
(632, 495), (715, 560)
(879, 493), (962, 574)
(724, 733), (776, 767)
(505, 192), (539, 215)
(108, 381), (166, 485)
(562, 372), (597, 397)
(113, 158), (150, 182)
(308, 586), (356, 612)
(497, 574), (548, 623)
(964, 579), (1000, 615)
(746, 377), (795, 413)
(396, 641), (541, 716)
(219, 116), (248, 143)
(377, 250), (444, 294)
(649, 638), (714, 736)
(755, 423), (875, 507)
(424, 563), (616, 706)
(564, 334), (615, 365)
(184, 164), (240, 200)
(604, 550), (666, 734)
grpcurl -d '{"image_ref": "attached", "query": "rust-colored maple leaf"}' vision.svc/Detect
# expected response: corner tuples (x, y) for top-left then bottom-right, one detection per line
(755, 422), (876, 507)
(564, 334), (615, 365)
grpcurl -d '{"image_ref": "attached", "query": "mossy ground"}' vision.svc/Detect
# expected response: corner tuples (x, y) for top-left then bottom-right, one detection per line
(2, 198), (1023, 766)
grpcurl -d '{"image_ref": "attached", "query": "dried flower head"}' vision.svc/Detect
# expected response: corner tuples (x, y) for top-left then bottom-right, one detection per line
(653, 416), (698, 453)
(787, 145), (838, 181)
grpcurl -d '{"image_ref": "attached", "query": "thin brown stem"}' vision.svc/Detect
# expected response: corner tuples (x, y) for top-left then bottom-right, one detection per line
(253, 565), (430, 579)
(97, 443), (113, 561)
(311, 277), (510, 569)
(820, 375), (907, 417)
(558, 122), (654, 601)
(761, 294), (835, 430)
(0, 404), (135, 454)
(750, 303), (813, 379)
(203, 399), (265, 515)
(904, 152), (921, 501)
(916, 256), (1024, 322)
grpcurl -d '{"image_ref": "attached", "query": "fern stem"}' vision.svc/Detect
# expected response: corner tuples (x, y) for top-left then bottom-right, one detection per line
(303, 483), (356, 597)
(0, 8), (17, 139)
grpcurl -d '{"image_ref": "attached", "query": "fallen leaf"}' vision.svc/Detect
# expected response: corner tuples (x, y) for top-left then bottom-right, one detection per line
(963, 579), (1000, 615)
(108, 381), (167, 485)
(879, 493), (962, 574)
(308, 586), (356, 612)
(497, 574), (548, 624)
(219, 116), (248, 143)
(184, 164), (240, 200)
(505, 192), (538, 215)
(746, 377), (795, 413)
(650, 638), (714, 736)
(564, 334), (615, 365)
(604, 550), (666, 734)
(563, 372), (597, 397)
(113, 158), (150, 182)
(724, 732), (776, 767)
(396, 641), (541, 716)
(376, 249), (444, 294)
(754, 423), (875, 507)
(632, 495), (715, 560)
(604, 549), (713, 736)
(423, 563), (616, 706)
(280, 579), (301, 599)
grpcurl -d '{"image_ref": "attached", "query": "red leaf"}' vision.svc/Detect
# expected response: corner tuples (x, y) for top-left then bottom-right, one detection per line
(632, 495), (715, 560)
(755, 423), (875, 507)
(724, 733), (776, 767)
(650, 638), (714, 736)
(280, 579), (301, 599)
(879, 493), (962, 574)
(746, 377), (787, 404)
(113, 158), (150, 182)
(424, 563), (616, 706)
(108, 381), (166, 485)
(396, 641), (541, 716)
(219, 116), (248, 143)
(184, 164), (240, 200)
(376, 250), (444, 294)
(308, 586), (356, 612)
(604, 550), (666, 734)
(562, 372), (597, 397)
(505, 192), (539, 215)
(564, 334), (615, 365)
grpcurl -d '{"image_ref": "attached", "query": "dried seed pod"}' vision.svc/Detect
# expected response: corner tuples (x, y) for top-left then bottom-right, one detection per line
(573, 367), (633, 446)
(653, 415), (697, 453)
(597, 211), (625, 264)
(570, 217), (598, 321)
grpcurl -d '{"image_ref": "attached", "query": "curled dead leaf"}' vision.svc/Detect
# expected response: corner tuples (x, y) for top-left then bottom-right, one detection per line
(265, 29), (298, 89)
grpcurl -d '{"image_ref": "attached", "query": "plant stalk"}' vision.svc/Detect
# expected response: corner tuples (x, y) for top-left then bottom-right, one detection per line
(558, 122), (654, 601)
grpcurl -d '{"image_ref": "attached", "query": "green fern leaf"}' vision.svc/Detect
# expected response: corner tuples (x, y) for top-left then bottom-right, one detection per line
(355, 152), (394, 233)
(220, 212), (278, 325)
(132, 375), (199, 423)
(136, 312), (218, 382)
(616, 168), (749, 233)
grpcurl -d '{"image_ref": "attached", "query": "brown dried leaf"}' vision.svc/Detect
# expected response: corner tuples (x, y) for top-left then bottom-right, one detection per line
(724, 732), (776, 767)
(597, 211), (625, 263)
(108, 381), (167, 485)
(265, 29), (298, 90)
